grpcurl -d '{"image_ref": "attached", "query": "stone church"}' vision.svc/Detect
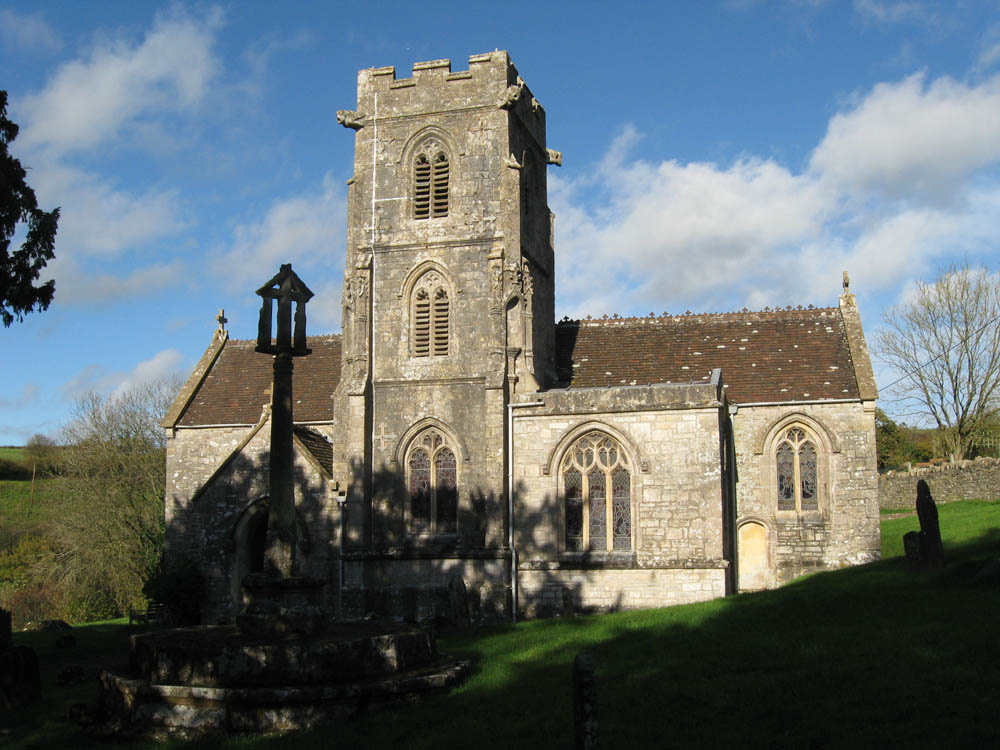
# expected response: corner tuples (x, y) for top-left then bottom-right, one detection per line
(161, 51), (880, 624)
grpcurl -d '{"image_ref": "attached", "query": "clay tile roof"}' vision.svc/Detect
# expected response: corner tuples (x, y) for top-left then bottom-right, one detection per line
(178, 335), (341, 426)
(554, 308), (860, 404)
(293, 426), (333, 476)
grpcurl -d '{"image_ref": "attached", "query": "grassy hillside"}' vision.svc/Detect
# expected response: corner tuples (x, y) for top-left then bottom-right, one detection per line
(0, 477), (75, 543)
(3, 500), (999, 749)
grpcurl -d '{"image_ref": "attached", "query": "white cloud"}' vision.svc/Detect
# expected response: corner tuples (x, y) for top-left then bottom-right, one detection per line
(852, 0), (935, 26)
(212, 174), (346, 289)
(61, 349), (185, 402)
(976, 26), (1000, 71)
(0, 9), (62, 55)
(0, 384), (40, 410)
(552, 128), (829, 315)
(32, 163), (184, 256)
(17, 5), (223, 156)
(810, 72), (1000, 200)
(553, 69), (1000, 319)
(49, 257), (186, 306)
(306, 279), (345, 331)
(111, 350), (185, 399)
(978, 41), (1000, 71)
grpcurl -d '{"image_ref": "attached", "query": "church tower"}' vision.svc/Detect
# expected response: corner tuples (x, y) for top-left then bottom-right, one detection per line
(335, 52), (558, 568)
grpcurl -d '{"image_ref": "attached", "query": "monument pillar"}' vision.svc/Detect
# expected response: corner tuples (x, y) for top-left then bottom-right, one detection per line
(238, 263), (325, 637)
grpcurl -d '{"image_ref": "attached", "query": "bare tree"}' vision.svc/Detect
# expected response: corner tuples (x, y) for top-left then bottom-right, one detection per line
(51, 378), (180, 614)
(876, 263), (1000, 460)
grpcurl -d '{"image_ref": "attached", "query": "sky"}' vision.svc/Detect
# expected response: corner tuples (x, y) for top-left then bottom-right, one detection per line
(2, 0), (1000, 444)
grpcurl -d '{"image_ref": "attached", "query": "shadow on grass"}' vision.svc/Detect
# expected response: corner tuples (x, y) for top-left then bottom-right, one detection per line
(5, 524), (999, 749)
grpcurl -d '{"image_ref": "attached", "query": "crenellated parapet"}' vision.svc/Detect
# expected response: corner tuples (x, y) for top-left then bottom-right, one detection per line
(347, 51), (548, 151)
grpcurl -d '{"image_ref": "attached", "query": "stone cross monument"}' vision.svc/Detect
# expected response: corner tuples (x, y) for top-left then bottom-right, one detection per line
(238, 263), (326, 637)
(255, 263), (313, 576)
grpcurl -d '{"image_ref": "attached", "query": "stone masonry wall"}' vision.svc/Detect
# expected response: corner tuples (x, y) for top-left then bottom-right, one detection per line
(731, 401), (879, 587)
(879, 456), (1000, 509)
(511, 382), (729, 612)
(518, 568), (726, 617)
(164, 424), (340, 624)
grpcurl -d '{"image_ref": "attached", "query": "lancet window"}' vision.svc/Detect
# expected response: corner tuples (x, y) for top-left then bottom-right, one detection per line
(406, 428), (458, 534)
(414, 151), (449, 219)
(562, 432), (632, 551)
(411, 271), (449, 357)
(776, 427), (819, 512)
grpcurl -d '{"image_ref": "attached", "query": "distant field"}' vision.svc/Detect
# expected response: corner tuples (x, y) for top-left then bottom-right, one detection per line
(0, 446), (26, 462)
(0, 477), (76, 543)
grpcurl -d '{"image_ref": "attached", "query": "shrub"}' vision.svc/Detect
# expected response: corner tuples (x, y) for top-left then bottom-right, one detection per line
(0, 456), (30, 479)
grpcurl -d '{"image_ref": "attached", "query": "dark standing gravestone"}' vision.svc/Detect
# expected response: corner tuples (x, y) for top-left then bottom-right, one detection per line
(574, 653), (599, 750)
(903, 479), (944, 570)
(916, 480), (944, 568)
(0, 606), (42, 708)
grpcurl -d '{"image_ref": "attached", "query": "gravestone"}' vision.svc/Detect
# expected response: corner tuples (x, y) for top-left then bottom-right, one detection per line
(903, 479), (944, 570)
(0, 605), (41, 707)
(573, 653), (599, 750)
(915, 480), (944, 568)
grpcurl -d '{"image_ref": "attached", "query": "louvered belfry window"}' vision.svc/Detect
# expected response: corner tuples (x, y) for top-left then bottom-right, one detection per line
(414, 151), (449, 219)
(411, 271), (449, 357)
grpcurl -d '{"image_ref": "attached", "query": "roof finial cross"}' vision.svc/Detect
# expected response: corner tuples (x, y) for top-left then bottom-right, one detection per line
(842, 270), (850, 292)
(216, 308), (228, 333)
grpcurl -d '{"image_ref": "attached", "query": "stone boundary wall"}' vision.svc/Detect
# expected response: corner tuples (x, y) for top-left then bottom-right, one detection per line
(879, 457), (1000, 509)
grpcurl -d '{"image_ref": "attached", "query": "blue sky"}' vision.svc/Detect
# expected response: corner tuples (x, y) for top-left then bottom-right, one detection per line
(2, 0), (999, 443)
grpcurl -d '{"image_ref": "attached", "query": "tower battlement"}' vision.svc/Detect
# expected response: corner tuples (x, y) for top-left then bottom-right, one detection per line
(350, 50), (546, 148)
(361, 51), (515, 91)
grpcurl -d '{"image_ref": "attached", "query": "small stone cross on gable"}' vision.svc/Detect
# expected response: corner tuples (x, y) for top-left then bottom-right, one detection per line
(216, 309), (228, 334)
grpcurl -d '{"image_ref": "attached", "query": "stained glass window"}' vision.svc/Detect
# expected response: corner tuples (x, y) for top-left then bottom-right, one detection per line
(800, 442), (817, 511)
(612, 467), (631, 550)
(776, 427), (821, 512)
(407, 430), (459, 534)
(562, 432), (631, 551)
(777, 442), (795, 511)
(588, 468), (607, 551)
(409, 448), (431, 532)
(565, 469), (583, 551)
(436, 448), (458, 533)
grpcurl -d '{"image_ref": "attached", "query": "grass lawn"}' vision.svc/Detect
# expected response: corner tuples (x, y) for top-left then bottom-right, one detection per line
(3, 501), (999, 749)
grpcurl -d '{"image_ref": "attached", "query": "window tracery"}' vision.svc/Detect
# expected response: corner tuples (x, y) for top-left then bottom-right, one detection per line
(561, 432), (631, 551)
(776, 427), (819, 512)
(406, 428), (458, 534)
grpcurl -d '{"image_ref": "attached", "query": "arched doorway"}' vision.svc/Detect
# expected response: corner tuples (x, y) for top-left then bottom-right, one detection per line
(231, 500), (269, 614)
(738, 521), (769, 591)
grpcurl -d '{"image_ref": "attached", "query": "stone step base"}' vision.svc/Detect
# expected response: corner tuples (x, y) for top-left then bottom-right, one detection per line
(99, 656), (470, 736)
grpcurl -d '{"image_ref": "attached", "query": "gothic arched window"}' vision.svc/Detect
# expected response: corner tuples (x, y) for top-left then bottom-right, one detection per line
(406, 428), (458, 534)
(776, 427), (819, 511)
(414, 151), (449, 219)
(561, 432), (631, 551)
(411, 271), (449, 357)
